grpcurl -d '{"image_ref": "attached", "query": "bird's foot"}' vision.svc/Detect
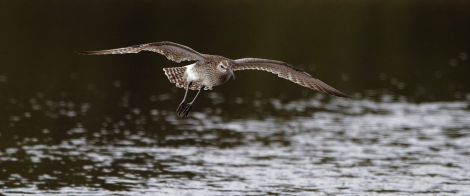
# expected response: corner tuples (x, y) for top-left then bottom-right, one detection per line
(177, 103), (192, 118)
(182, 103), (192, 117)
(176, 102), (185, 115)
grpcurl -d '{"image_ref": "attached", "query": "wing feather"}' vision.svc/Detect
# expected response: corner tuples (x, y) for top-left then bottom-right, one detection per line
(233, 58), (350, 98)
(80, 41), (205, 63)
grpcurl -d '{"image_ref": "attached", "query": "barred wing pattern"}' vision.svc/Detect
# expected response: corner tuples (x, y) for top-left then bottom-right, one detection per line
(80, 41), (205, 63)
(233, 58), (350, 98)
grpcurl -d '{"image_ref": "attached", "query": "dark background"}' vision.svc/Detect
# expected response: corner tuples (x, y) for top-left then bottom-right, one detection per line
(1, 0), (469, 103)
(0, 0), (469, 194)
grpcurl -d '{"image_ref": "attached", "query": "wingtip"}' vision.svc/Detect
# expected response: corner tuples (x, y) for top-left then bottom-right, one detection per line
(76, 50), (98, 55)
(321, 87), (352, 99)
(314, 82), (352, 99)
(328, 89), (353, 98)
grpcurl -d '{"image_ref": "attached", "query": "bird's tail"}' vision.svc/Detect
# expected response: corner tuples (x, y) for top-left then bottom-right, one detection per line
(163, 66), (203, 90)
(163, 67), (187, 89)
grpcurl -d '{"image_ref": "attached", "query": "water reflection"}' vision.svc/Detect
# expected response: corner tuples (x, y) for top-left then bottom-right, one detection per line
(1, 93), (469, 195)
(1, 0), (470, 195)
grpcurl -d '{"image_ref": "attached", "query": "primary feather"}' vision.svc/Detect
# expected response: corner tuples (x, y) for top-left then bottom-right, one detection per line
(80, 41), (205, 63)
(233, 58), (350, 98)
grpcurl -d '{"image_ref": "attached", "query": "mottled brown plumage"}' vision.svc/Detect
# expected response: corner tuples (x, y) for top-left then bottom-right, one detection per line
(80, 41), (205, 63)
(163, 55), (232, 91)
(81, 41), (350, 117)
(233, 58), (349, 97)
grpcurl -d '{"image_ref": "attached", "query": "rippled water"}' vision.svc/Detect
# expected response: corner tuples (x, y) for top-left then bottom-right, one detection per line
(1, 94), (469, 195)
(2, 0), (470, 195)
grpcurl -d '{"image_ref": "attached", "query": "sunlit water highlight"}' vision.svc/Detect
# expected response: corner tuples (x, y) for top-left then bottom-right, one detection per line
(1, 95), (469, 195)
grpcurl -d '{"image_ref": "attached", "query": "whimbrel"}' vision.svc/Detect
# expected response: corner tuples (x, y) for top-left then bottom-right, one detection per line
(81, 41), (350, 117)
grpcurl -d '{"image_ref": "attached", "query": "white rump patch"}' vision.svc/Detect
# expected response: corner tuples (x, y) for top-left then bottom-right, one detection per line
(185, 63), (199, 81)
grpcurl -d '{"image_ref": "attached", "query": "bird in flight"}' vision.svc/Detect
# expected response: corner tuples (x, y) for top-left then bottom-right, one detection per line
(81, 41), (350, 117)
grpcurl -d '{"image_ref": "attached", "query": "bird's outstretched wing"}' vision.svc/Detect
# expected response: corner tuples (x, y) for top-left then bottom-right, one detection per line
(80, 41), (205, 63)
(233, 58), (350, 98)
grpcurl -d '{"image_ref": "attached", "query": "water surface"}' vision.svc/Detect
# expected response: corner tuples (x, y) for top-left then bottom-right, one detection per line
(1, 94), (469, 195)
(1, 0), (470, 195)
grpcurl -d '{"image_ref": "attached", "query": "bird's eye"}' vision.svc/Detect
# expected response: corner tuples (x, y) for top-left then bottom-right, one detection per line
(220, 65), (226, 69)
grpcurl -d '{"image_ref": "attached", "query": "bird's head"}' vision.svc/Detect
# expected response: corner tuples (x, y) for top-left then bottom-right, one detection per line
(217, 60), (236, 80)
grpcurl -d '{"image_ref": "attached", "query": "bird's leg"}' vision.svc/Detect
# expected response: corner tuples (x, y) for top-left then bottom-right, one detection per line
(176, 82), (192, 115)
(180, 85), (204, 118)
